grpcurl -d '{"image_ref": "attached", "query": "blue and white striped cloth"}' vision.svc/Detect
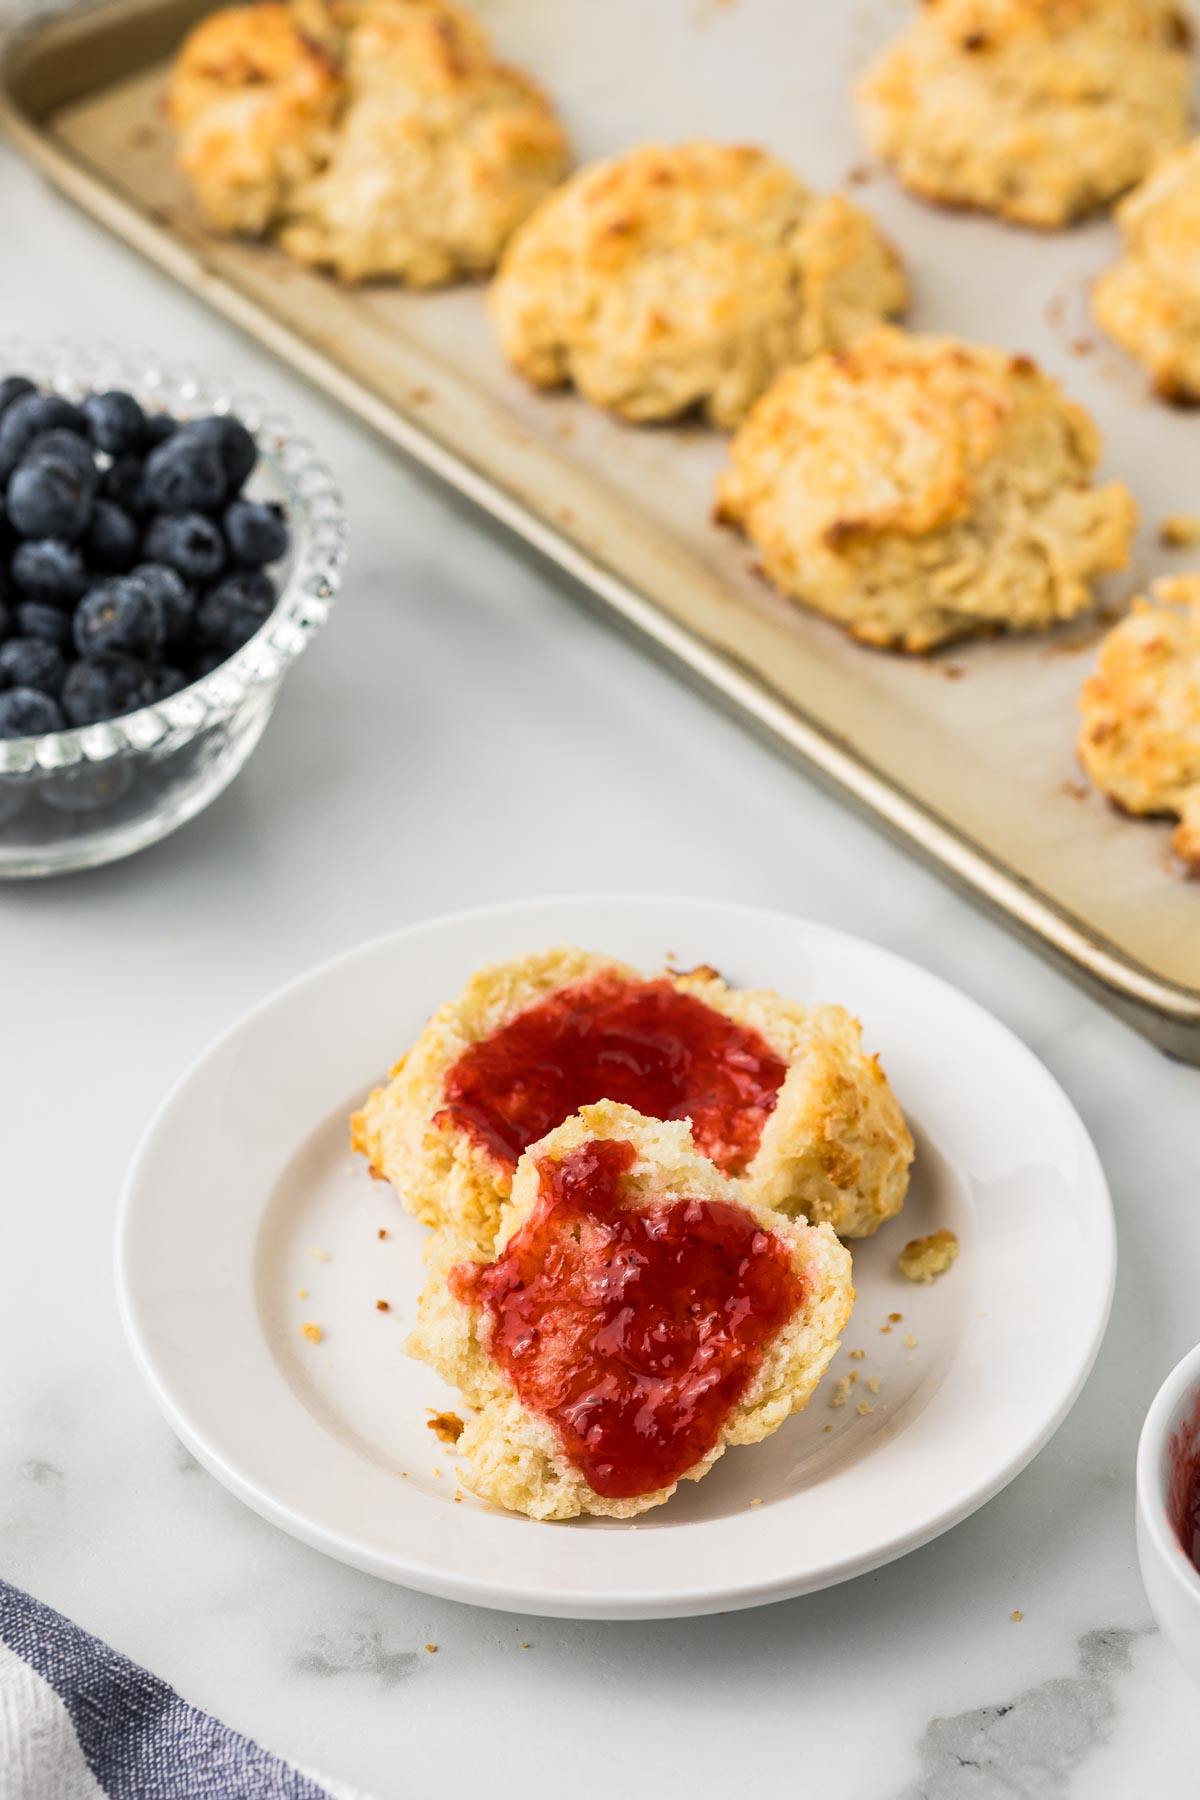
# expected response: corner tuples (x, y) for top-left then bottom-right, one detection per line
(0, 1580), (371, 1799)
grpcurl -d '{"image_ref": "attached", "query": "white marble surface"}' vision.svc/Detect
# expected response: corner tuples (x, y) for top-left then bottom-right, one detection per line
(3, 119), (1200, 1797)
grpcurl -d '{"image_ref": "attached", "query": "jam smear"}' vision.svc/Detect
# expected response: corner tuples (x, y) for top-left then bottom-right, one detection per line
(450, 1138), (803, 1499)
(438, 973), (788, 1174)
(1167, 1392), (1200, 1572)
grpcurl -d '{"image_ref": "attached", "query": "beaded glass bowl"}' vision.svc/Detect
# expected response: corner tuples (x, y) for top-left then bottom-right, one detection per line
(0, 345), (346, 877)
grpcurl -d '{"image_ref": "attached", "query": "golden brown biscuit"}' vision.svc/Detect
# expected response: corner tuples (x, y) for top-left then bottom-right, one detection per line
(488, 141), (906, 428)
(407, 1102), (855, 1520)
(168, 0), (568, 282)
(1078, 575), (1200, 871)
(1094, 137), (1200, 401)
(281, 0), (569, 284)
(351, 947), (913, 1256)
(715, 328), (1137, 652)
(166, 3), (342, 235)
(857, 0), (1192, 229)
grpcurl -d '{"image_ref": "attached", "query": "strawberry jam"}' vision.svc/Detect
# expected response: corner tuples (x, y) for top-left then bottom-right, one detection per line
(450, 1138), (803, 1499)
(438, 973), (788, 1174)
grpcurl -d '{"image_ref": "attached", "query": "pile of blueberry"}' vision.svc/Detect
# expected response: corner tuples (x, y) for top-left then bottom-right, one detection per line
(0, 377), (290, 741)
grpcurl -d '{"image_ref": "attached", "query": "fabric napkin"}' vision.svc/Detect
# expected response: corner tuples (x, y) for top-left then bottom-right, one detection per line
(0, 1579), (373, 1800)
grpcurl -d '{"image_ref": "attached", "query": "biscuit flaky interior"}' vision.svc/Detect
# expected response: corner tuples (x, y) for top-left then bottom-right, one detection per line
(350, 946), (913, 1256)
(488, 140), (906, 429)
(167, 0), (569, 284)
(857, 0), (1193, 230)
(715, 327), (1137, 652)
(1078, 575), (1200, 871)
(1094, 137), (1200, 402)
(407, 1101), (855, 1520)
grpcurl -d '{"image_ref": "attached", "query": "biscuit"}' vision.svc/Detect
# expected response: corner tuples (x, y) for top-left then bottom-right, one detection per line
(1078, 575), (1200, 871)
(166, 3), (341, 235)
(168, 0), (568, 283)
(1094, 137), (1200, 401)
(857, 0), (1192, 229)
(488, 141), (906, 428)
(351, 947), (913, 1255)
(715, 328), (1137, 652)
(407, 1102), (855, 1519)
(281, 0), (569, 284)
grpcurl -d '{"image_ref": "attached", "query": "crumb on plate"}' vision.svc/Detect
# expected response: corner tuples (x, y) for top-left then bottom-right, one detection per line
(898, 1228), (959, 1284)
(300, 1322), (323, 1344)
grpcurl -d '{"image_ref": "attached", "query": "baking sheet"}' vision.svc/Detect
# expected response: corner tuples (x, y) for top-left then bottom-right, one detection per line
(3, 0), (1199, 1055)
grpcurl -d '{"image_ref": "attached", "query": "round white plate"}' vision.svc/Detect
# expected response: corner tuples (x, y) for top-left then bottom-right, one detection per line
(116, 896), (1114, 1620)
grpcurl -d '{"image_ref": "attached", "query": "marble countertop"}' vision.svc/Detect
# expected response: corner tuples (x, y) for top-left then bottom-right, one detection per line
(3, 135), (1200, 1799)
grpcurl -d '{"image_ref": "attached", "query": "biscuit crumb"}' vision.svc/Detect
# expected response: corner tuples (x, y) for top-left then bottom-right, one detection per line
(376, 1300), (390, 1312)
(377, 1228), (389, 1240)
(888, 1312), (902, 1323)
(426, 1404), (464, 1447)
(1061, 778), (1090, 801)
(1011, 1610), (1023, 1622)
(749, 1497), (762, 1507)
(425, 1643), (438, 1653)
(849, 1348), (866, 1360)
(300, 1322), (323, 1344)
(856, 1398), (875, 1416)
(823, 1423), (833, 1432)
(831, 1375), (857, 1408)
(880, 1324), (892, 1334)
(520, 1641), (531, 1649)
(898, 1229), (959, 1283)
(1161, 514), (1200, 548)
(904, 1332), (918, 1349)
(308, 1247), (331, 1263)
(867, 1375), (881, 1394)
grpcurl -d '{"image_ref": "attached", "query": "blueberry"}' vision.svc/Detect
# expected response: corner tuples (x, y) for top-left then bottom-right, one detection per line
(10, 539), (88, 606)
(61, 656), (146, 726)
(6, 459), (94, 543)
(182, 414), (257, 494)
(195, 569), (275, 652)
(102, 455), (147, 516)
(141, 412), (178, 448)
(24, 428), (98, 491)
(0, 394), (87, 479)
(0, 635), (66, 696)
(0, 685), (65, 737)
(81, 390), (146, 457)
(83, 500), (139, 573)
(141, 664), (189, 705)
(15, 603), (72, 650)
(129, 562), (193, 644)
(142, 512), (225, 584)
(74, 577), (165, 660)
(0, 376), (36, 417)
(223, 498), (288, 567)
(141, 433), (226, 513)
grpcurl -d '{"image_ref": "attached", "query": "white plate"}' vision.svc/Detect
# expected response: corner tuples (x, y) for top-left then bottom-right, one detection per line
(116, 896), (1115, 1620)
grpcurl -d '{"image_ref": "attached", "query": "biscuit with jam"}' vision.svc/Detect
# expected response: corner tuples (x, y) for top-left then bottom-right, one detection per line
(351, 945), (913, 1254)
(408, 1102), (855, 1520)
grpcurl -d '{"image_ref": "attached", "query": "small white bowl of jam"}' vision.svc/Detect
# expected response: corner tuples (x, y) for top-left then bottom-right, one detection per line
(1137, 1341), (1200, 1689)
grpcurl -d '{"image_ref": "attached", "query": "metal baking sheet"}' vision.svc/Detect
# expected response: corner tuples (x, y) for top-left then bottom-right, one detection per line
(3, 0), (1199, 1057)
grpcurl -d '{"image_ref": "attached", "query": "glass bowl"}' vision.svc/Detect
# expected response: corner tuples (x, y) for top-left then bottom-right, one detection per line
(0, 343), (346, 877)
